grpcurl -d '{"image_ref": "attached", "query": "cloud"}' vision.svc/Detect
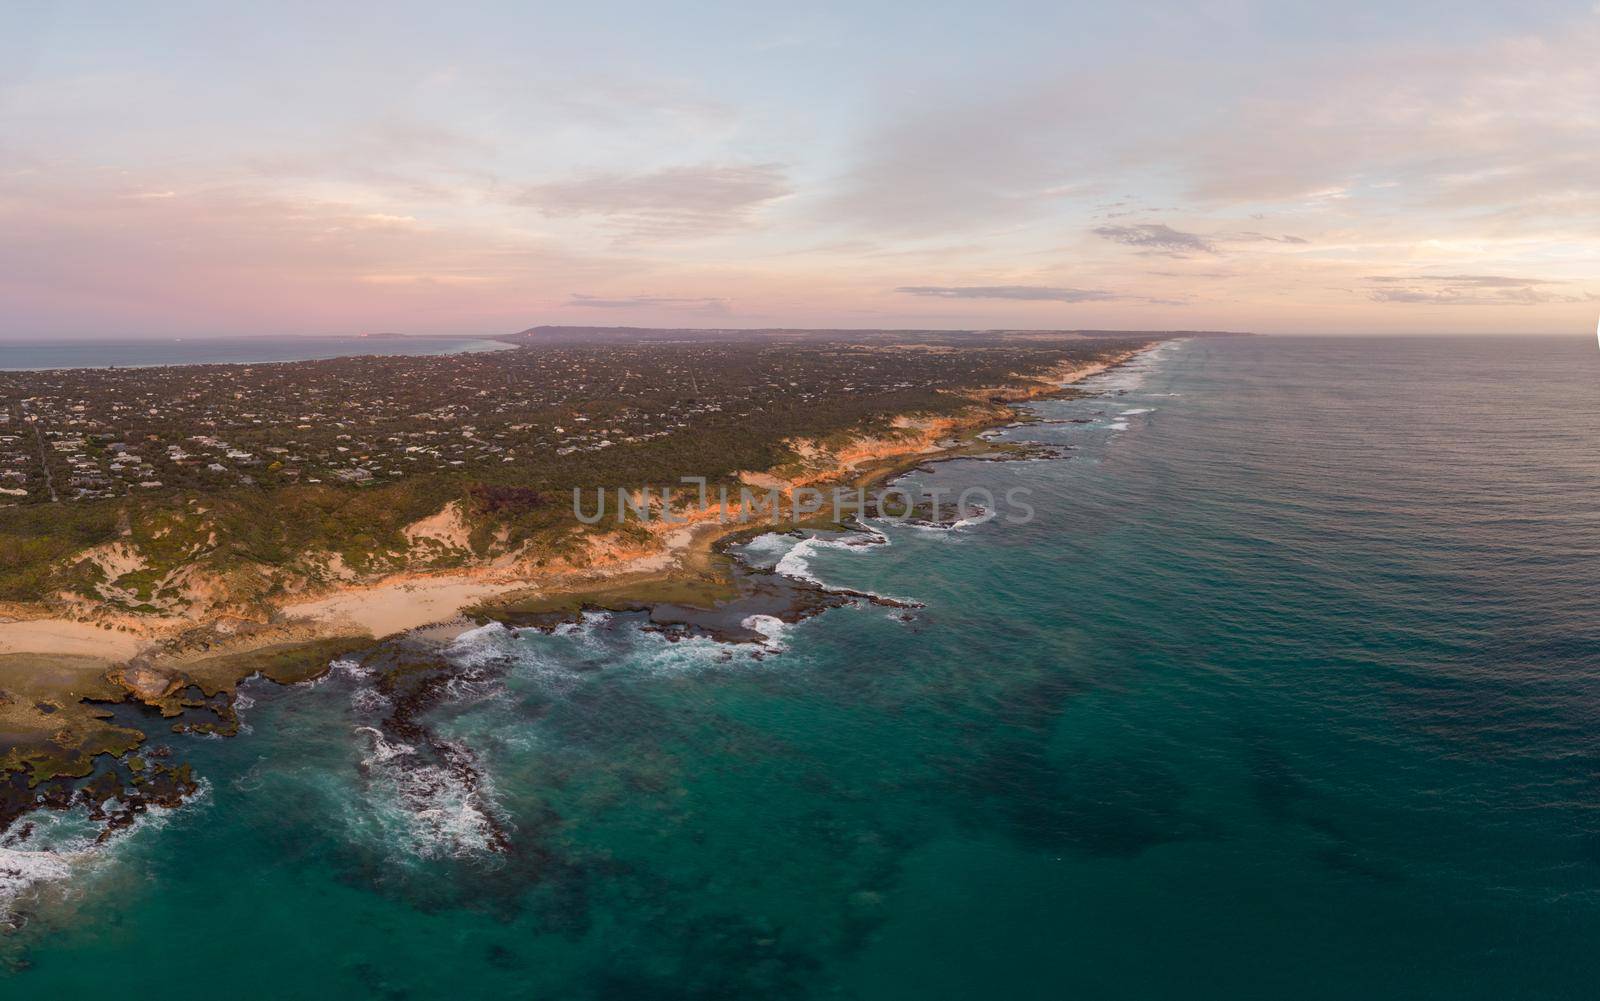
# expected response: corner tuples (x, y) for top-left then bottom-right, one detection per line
(895, 285), (1120, 302)
(1092, 223), (1217, 255)
(1175, 24), (1600, 221)
(819, 77), (1126, 236)
(5, 10), (1597, 336)
(567, 293), (728, 311)
(1368, 274), (1559, 288)
(894, 284), (1192, 307)
(1147, 269), (1235, 280)
(0, 168), (614, 336)
(1233, 231), (1309, 245)
(1365, 274), (1584, 305)
(1368, 288), (1555, 305)
(517, 164), (789, 239)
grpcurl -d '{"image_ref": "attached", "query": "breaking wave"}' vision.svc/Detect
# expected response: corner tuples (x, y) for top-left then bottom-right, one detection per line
(740, 614), (791, 652)
(0, 782), (203, 925)
(353, 727), (506, 863)
(769, 527), (920, 607)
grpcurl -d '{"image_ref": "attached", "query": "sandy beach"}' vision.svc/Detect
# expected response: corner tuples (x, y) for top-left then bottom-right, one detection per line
(279, 579), (524, 640)
(0, 618), (147, 661)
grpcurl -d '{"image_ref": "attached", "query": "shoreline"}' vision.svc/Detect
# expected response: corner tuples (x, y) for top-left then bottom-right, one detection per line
(0, 349), (1140, 661)
(0, 344), (1158, 829)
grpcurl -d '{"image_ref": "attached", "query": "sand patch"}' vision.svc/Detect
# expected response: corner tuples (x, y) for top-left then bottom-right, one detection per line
(0, 619), (147, 660)
(281, 579), (523, 640)
(403, 501), (474, 552)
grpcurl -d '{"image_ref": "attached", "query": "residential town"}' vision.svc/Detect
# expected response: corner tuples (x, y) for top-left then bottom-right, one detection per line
(0, 336), (1135, 505)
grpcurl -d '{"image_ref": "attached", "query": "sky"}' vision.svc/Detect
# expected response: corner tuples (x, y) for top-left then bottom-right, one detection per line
(2, 0), (1597, 338)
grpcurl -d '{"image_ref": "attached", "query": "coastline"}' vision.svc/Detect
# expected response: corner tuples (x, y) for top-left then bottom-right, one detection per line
(0, 349), (1143, 661)
(0, 344), (1154, 823)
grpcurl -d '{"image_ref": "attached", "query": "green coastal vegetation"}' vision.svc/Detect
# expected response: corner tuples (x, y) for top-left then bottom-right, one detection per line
(1, 332), (1160, 614)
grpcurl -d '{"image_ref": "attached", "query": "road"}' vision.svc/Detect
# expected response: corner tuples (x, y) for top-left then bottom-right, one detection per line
(33, 425), (59, 502)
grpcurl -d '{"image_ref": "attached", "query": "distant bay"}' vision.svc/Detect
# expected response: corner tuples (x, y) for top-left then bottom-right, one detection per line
(0, 335), (514, 371)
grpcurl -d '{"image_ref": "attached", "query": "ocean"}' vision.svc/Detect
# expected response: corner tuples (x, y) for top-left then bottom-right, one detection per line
(4, 334), (1598, 998)
(0, 335), (513, 370)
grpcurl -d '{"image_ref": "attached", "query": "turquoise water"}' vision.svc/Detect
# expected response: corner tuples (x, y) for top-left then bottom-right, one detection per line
(5, 335), (1599, 998)
(0, 335), (512, 370)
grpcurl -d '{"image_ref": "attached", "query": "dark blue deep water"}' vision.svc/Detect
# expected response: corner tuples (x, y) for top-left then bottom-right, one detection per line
(4, 335), (1598, 998)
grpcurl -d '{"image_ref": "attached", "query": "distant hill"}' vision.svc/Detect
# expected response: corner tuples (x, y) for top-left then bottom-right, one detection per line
(505, 325), (1250, 344)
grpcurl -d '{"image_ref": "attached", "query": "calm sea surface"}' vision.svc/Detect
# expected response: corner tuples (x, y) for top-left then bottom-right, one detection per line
(4, 335), (1599, 998)
(0, 335), (512, 370)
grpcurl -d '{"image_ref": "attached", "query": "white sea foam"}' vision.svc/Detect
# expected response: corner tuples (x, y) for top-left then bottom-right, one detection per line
(353, 728), (503, 861)
(773, 529), (920, 606)
(349, 686), (392, 715)
(330, 656), (371, 678)
(300, 655), (371, 688)
(1079, 338), (1183, 394)
(740, 614), (791, 652)
(355, 726), (415, 764)
(773, 533), (868, 585)
(447, 622), (504, 644)
(0, 782), (203, 922)
(333, 641), (513, 862)
(443, 621), (512, 664)
(372, 765), (503, 862)
(906, 506), (996, 533)
(547, 611), (614, 650)
(230, 689), (258, 735)
(740, 533), (794, 555)
(556, 611), (612, 635)
(633, 632), (740, 672)
(0, 844), (81, 916)
(772, 525), (887, 583)
(443, 673), (503, 704)
(948, 507), (996, 530)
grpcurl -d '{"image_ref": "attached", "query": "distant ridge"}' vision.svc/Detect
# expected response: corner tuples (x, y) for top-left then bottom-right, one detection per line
(506, 325), (1250, 344)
